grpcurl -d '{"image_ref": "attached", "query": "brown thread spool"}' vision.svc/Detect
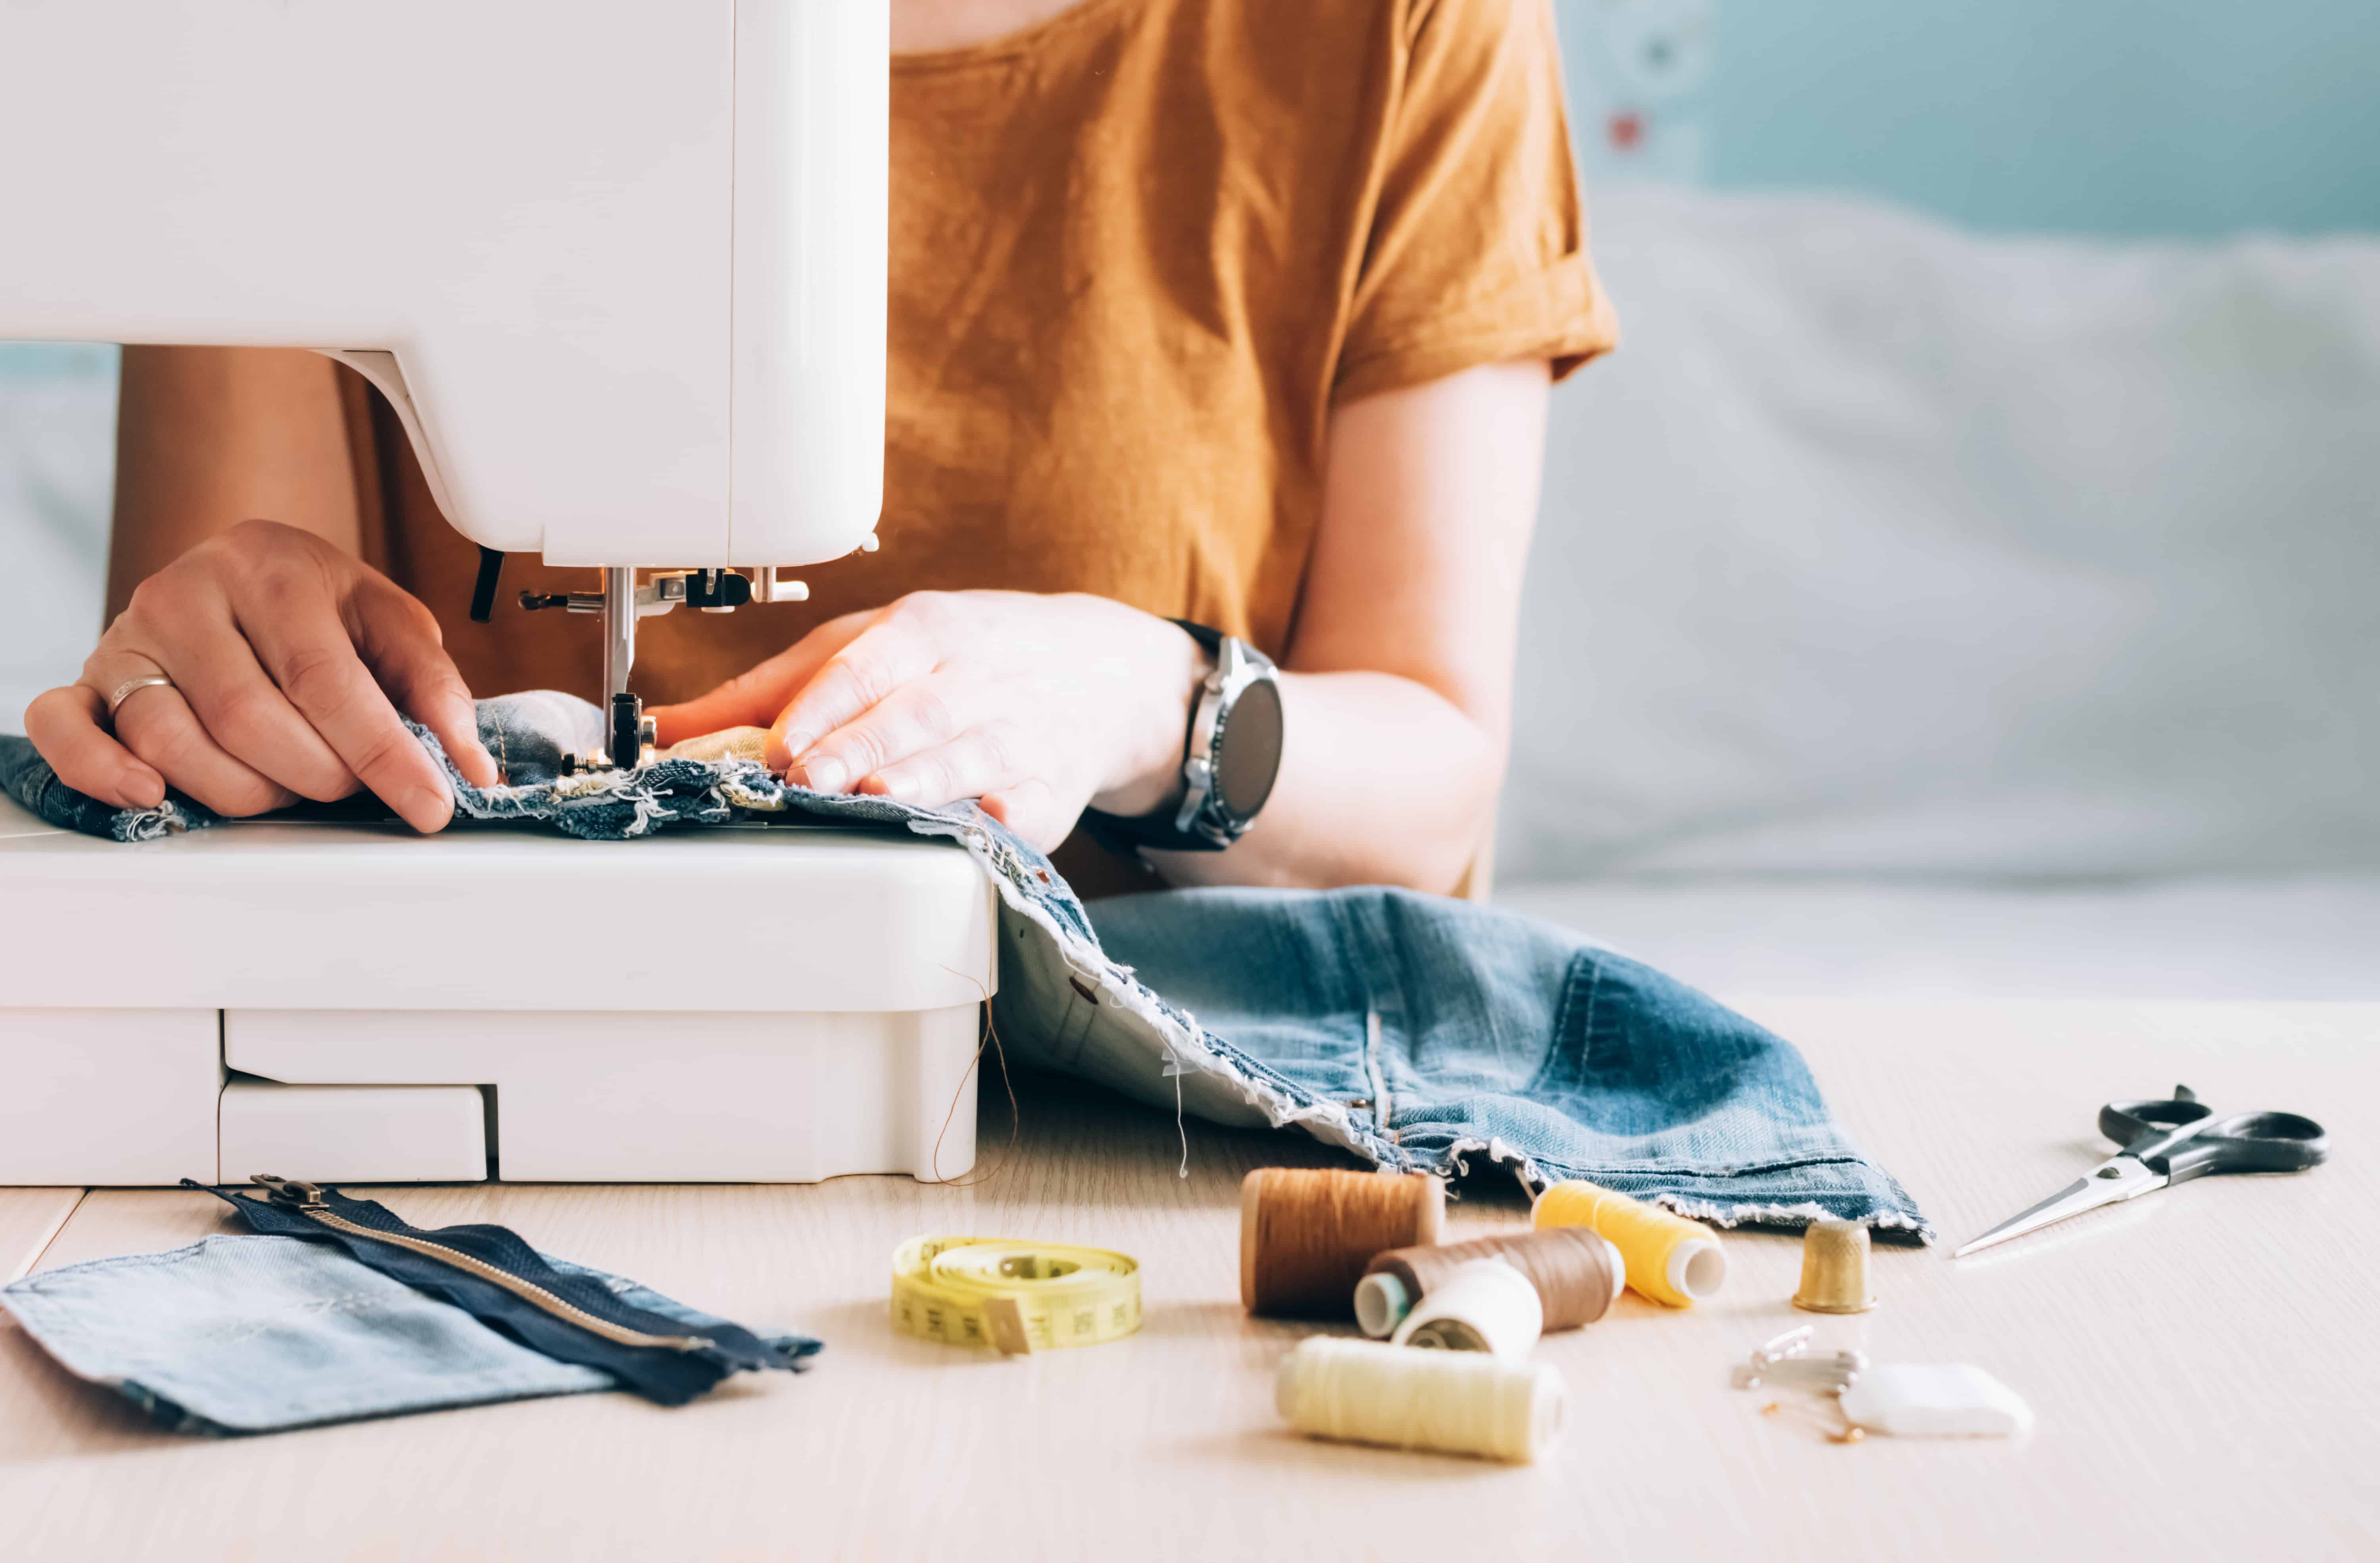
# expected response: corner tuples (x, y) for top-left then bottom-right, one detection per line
(1240, 1167), (1444, 1319)
(1357, 1227), (1625, 1336)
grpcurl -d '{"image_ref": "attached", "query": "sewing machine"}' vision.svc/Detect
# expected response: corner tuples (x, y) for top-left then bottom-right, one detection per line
(0, 2), (1000, 1186)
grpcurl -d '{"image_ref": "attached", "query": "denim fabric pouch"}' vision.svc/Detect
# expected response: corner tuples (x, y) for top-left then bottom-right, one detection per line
(196, 1179), (808, 1404)
(0, 697), (1931, 1237)
(1, 1191), (818, 1436)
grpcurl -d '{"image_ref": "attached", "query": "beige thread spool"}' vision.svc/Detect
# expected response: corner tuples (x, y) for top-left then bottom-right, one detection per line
(1791, 1219), (1877, 1314)
(1240, 1168), (1444, 1319)
(1276, 1336), (1567, 1463)
(1355, 1227), (1625, 1338)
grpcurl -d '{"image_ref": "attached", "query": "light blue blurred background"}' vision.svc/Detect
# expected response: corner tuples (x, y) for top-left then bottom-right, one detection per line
(1561, 0), (2380, 236)
(0, 341), (119, 732)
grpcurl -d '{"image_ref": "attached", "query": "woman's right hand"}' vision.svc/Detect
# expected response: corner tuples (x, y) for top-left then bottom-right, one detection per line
(24, 518), (499, 832)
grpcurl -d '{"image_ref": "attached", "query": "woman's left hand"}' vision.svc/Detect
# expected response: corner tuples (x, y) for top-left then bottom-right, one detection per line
(649, 591), (1205, 850)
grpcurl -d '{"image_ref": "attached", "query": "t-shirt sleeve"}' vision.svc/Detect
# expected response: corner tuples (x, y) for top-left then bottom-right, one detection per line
(1334, 0), (1618, 404)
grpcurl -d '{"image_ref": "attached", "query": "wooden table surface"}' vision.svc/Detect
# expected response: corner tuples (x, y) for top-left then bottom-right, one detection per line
(4, 999), (2374, 1561)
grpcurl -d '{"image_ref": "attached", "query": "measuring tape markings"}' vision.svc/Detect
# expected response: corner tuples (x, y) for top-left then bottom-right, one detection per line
(890, 1236), (1142, 1354)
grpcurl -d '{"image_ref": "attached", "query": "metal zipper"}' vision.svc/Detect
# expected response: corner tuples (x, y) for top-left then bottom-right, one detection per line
(251, 1177), (714, 1354)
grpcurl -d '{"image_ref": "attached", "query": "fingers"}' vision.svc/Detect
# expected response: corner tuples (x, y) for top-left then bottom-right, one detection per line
(850, 705), (1022, 805)
(649, 610), (874, 747)
(66, 521), (480, 830)
(23, 685), (167, 810)
(150, 630), (361, 804)
(800, 676), (1082, 848)
(979, 778), (1075, 853)
(111, 681), (299, 817)
(233, 574), (455, 832)
(767, 603), (948, 773)
(348, 576), (498, 789)
(791, 675), (975, 794)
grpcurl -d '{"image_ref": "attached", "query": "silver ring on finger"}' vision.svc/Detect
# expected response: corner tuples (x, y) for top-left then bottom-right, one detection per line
(103, 674), (177, 728)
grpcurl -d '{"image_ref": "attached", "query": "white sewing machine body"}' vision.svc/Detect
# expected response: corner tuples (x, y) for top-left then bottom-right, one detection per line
(0, 3), (999, 1185)
(0, 793), (996, 1185)
(0, 0), (889, 568)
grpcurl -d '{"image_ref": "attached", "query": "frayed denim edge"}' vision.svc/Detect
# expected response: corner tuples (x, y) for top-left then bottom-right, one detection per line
(894, 817), (1935, 1237)
(905, 815), (1407, 1168)
(1429, 1134), (1938, 1242)
(100, 727), (1928, 1237)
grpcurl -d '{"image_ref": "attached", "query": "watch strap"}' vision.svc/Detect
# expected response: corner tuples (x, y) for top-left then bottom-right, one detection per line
(1081, 619), (1238, 854)
(1079, 805), (1226, 856)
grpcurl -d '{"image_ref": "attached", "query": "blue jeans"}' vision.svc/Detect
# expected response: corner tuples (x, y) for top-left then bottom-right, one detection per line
(0, 697), (1927, 1235)
(1, 1229), (815, 1435)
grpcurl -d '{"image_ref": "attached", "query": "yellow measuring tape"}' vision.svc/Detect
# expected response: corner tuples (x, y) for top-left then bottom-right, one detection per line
(889, 1236), (1142, 1355)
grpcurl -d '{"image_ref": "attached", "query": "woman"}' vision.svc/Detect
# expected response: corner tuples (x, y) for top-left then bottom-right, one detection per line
(27, 0), (1613, 898)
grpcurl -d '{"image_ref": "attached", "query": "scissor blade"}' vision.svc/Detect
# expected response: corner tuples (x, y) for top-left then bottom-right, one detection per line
(1952, 1157), (2162, 1258)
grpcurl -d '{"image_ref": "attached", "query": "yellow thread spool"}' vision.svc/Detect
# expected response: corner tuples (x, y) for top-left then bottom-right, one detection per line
(1532, 1180), (1727, 1308)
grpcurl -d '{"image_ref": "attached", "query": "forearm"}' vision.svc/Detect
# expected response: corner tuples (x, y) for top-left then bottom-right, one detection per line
(1134, 361), (1546, 896)
(655, 361), (1546, 883)
(109, 346), (361, 620)
(1086, 362), (1548, 895)
(1138, 668), (1501, 896)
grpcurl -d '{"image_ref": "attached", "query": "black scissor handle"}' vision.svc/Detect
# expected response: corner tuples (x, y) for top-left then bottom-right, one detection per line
(2100, 1085), (2327, 1183)
(2158, 1112), (2328, 1184)
(2100, 1085), (2212, 1149)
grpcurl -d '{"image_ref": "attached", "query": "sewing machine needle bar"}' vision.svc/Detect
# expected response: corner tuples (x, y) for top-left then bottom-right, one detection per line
(601, 565), (636, 702)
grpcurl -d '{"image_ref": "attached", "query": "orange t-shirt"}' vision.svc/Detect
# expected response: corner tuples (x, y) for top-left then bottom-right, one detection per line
(349, 0), (1616, 705)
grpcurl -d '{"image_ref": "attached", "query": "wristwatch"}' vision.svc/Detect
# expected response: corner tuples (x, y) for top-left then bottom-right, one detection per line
(1084, 620), (1284, 853)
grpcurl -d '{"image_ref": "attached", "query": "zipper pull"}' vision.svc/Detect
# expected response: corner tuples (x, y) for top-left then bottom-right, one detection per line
(251, 1174), (326, 1209)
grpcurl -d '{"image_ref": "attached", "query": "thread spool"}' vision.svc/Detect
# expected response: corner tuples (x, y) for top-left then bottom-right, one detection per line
(1791, 1219), (1877, 1314)
(1240, 1168), (1444, 1319)
(1532, 1179), (1727, 1308)
(1387, 1258), (1544, 1360)
(1356, 1228), (1624, 1339)
(1276, 1336), (1567, 1464)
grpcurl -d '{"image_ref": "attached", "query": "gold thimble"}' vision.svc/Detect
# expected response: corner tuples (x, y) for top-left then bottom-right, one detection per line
(1791, 1219), (1877, 1314)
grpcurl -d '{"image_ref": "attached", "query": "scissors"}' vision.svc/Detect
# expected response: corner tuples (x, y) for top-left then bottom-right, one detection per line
(1954, 1083), (2327, 1258)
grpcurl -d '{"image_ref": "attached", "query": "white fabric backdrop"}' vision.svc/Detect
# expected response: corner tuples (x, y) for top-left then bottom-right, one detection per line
(1500, 187), (2380, 880)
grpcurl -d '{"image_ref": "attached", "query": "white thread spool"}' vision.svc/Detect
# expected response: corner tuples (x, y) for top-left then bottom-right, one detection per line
(1276, 1336), (1567, 1463)
(1353, 1271), (1415, 1339)
(1387, 1258), (1543, 1361)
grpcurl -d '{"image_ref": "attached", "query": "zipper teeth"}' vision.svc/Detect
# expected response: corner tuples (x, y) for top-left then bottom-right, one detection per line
(294, 1206), (714, 1354)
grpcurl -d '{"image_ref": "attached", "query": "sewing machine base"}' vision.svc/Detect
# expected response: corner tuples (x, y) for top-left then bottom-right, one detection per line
(0, 1005), (982, 1186)
(0, 798), (998, 1187)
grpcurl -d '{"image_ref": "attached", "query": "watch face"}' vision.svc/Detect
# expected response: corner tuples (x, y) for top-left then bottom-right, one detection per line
(1213, 676), (1284, 821)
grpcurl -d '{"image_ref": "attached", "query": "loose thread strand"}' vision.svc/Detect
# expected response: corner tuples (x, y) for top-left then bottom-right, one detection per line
(926, 968), (1021, 1189)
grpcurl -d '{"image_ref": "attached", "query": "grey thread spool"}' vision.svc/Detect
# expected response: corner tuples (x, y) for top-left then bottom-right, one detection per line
(1355, 1226), (1625, 1339)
